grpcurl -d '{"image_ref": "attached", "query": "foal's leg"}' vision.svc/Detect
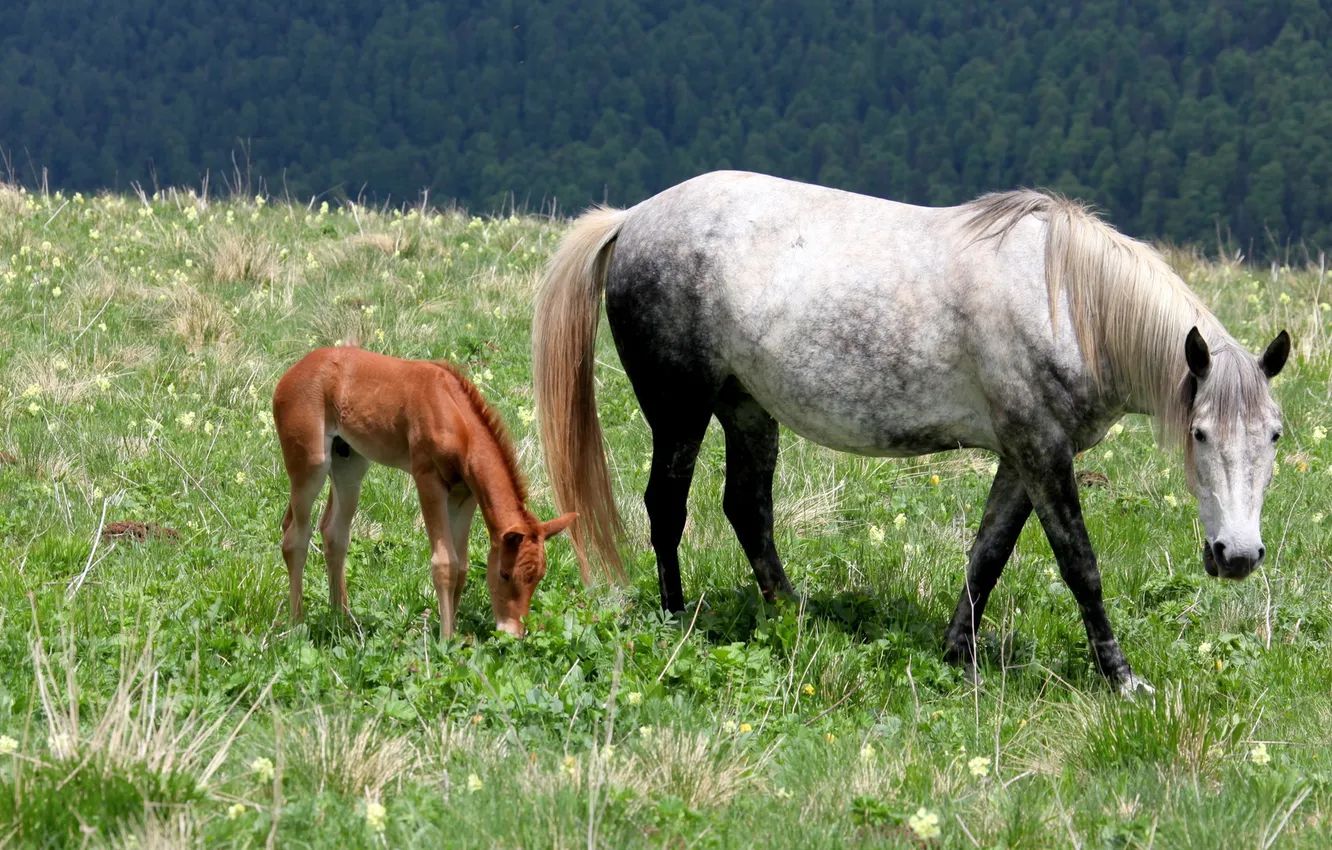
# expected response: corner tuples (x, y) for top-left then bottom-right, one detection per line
(320, 442), (371, 616)
(714, 382), (794, 601)
(1013, 440), (1148, 694)
(414, 469), (463, 640)
(279, 451), (329, 623)
(447, 488), (478, 617)
(942, 461), (1032, 676)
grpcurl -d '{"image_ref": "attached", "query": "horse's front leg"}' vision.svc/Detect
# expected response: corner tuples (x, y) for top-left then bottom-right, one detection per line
(943, 460), (1032, 679)
(1013, 440), (1151, 696)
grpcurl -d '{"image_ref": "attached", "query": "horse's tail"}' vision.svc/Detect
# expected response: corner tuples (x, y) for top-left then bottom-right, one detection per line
(532, 206), (629, 584)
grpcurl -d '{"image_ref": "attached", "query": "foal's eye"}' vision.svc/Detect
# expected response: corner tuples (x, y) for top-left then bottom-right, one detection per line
(1192, 428), (1207, 443)
(1272, 432), (1281, 444)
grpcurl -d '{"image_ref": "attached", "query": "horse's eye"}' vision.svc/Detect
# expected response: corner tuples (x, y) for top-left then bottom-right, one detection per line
(1192, 428), (1207, 443)
(1272, 432), (1281, 444)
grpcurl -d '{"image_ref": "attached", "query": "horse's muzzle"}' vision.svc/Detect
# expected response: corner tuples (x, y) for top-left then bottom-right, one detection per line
(1203, 540), (1264, 580)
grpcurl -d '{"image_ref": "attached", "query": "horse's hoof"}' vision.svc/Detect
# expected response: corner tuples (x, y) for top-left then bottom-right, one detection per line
(962, 663), (983, 689)
(1117, 673), (1155, 698)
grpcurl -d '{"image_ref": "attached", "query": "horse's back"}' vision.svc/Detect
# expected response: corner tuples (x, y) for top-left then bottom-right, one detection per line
(605, 172), (1073, 455)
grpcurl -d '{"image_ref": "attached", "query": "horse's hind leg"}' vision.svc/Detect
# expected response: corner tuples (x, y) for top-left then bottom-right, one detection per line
(942, 461), (1031, 677)
(320, 439), (370, 616)
(643, 405), (713, 613)
(715, 381), (794, 602)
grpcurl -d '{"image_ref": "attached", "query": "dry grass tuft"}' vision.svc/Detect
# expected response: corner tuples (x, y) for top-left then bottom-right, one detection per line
(204, 231), (281, 285)
(291, 706), (419, 798)
(7, 351), (98, 405)
(0, 182), (27, 219)
(608, 729), (768, 810)
(32, 625), (270, 785)
(95, 809), (202, 850)
(345, 232), (403, 255)
(160, 286), (237, 352)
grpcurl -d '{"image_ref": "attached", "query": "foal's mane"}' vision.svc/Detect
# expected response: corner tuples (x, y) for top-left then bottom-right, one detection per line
(432, 360), (529, 503)
(961, 189), (1251, 448)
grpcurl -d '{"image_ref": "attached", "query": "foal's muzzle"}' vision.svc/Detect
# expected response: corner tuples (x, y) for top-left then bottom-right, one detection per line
(1203, 540), (1265, 580)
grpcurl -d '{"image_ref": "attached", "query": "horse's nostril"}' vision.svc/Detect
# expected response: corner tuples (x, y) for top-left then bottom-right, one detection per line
(1257, 546), (1266, 561)
(1213, 541), (1227, 565)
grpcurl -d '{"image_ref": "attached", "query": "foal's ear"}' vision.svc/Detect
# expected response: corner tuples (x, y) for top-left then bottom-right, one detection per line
(502, 527), (526, 548)
(1260, 330), (1290, 379)
(541, 512), (578, 539)
(1184, 327), (1211, 380)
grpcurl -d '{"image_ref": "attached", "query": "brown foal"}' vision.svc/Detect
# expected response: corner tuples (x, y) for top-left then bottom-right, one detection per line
(272, 346), (576, 638)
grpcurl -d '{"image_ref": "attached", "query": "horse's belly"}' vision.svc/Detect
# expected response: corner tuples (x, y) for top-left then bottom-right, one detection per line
(738, 365), (998, 456)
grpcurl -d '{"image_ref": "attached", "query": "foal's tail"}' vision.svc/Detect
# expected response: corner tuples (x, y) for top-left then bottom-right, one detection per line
(532, 207), (629, 584)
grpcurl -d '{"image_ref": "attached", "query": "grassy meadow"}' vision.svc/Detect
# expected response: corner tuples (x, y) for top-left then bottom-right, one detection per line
(1, 183), (1331, 848)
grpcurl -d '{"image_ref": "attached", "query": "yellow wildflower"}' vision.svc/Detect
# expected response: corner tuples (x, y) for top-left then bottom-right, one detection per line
(1313, 426), (1327, 443)
(859, 743), (875, 760)
(929, 474), (940, 485)
(824, 732), (836, 745)
(893, 513), (907, 529)
(227, 803), (246, 820)
(364, 800), (387, 832)
(802, 684), (815, 696)
(466, 773), (483, 793)
(560, 755), (577, 775)
(1250, 743), (1270, 766)
(908, 808), (941, 840)
(739, 723), (753, 734)
(250, 757), (275, 783)
(1163, 494), (1178, 508)
(626, 691), (642, 705)
(968, 756), (989, 777)
(0, 735), (17, 755)
(867, 523), (885, 544)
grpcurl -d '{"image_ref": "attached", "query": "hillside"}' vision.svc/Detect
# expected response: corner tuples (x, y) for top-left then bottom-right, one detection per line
(0, 185), (1330, 846)
(3, 1), (1332, 250)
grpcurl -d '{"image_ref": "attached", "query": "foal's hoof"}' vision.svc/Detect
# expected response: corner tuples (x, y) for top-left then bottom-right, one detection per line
(1116, 673), (1155, 698)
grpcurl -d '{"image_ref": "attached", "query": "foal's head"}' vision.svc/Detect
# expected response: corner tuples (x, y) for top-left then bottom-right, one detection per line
(1181, 327), (1290, 580)
(487, 512), (578, 636)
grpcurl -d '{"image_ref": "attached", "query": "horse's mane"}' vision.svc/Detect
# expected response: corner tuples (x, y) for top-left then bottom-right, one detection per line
(961, 189), (1259, 449)
(432, 360), (530, 504)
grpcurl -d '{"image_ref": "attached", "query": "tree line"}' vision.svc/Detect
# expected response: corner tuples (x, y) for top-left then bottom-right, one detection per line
(3, 0), (1332, 252)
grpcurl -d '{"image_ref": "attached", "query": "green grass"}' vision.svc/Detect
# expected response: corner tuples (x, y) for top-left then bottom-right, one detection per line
(1, 183), (1330, 848)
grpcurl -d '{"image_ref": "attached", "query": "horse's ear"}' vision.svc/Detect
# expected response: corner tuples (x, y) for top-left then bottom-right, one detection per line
(502, 527), (525, 548)
(1260, 330), (1290, 379)
(1185, 327), (1211, 380)
(541, 512), (578, 539)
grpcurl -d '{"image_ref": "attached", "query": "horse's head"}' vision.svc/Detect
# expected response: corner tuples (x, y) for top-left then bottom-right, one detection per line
(1182, 327), (1289, 580)
(487, 512), (578, 636)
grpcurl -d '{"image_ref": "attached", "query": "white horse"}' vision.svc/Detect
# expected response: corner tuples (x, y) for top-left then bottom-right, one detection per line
(533, 171), (1289, 693)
